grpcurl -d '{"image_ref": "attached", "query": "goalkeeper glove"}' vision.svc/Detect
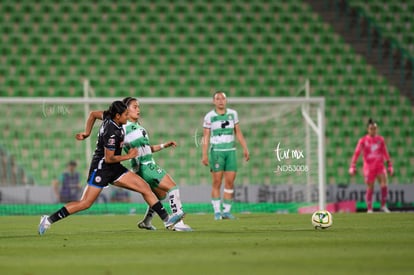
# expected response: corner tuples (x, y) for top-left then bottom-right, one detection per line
(387, 166), (394, 176)
(349, 166), (356, 176)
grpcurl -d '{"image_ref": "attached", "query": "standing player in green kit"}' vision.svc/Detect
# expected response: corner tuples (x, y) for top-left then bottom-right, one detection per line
(202, 91), (250, 220)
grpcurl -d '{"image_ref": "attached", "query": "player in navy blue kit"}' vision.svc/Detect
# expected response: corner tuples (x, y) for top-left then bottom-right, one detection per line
(74, 97), (192, 231)
(38, 101), (183, 235)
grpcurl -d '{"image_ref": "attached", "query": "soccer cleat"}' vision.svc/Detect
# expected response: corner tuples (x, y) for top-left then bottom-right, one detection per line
(137, 221), (157, 231)
(38, 215), (51, 235)
(367, 209), (374, 214)
(214, 212), (222, 220)
(173, 220), (193, 232)
(381, 206), (391, 213)
(165, 212), (185, 229)
(222, 212), (236, 220)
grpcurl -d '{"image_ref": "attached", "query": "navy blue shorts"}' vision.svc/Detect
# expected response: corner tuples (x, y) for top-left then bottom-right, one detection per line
(87, 162), (128, 188)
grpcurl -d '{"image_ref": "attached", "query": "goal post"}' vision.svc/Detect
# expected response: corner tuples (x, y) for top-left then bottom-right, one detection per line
(0, 94), (326, 210)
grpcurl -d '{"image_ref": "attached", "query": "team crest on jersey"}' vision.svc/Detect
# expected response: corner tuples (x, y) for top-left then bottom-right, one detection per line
(108, 138), (115, 146)
(370, 143), (379, 151)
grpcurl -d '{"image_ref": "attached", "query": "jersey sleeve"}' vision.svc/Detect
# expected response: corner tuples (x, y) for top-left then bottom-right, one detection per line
(122, 125), (131, 152)
(350, 138), (363, 167)
(103, 127), (118, 151)
(381, 137), (392, 163)
(233, 109), (239, 124)
(203, 113), (211, 128)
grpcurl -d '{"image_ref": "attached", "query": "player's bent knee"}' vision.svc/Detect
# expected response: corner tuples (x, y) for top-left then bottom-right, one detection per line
(79, 200), (94, 210)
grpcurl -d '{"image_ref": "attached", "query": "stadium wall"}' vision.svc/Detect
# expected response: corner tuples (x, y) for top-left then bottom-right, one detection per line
(1, 184), (413, 205)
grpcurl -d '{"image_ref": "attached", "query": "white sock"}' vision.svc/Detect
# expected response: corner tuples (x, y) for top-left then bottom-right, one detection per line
(168, 188), (183, 215)
(211, 199), (221, 213)
(223, 199), (232, 213)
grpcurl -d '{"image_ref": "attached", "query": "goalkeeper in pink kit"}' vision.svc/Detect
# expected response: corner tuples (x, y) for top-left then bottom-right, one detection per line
(349, 118), (393, 213)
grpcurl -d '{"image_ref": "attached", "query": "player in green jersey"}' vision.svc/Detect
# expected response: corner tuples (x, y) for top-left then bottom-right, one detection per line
(202, 91), (249, 220)
(76, 98), (192, 231)
(121, 97), (191, 231)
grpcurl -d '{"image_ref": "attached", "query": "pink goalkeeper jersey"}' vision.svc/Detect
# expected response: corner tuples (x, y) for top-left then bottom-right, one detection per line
(351, 135), (391, 172)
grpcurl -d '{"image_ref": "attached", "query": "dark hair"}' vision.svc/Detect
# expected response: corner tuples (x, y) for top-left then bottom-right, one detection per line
(103, 101), (127, 119)
(122, 97), (137, 106)
(367, 118), (377, 127)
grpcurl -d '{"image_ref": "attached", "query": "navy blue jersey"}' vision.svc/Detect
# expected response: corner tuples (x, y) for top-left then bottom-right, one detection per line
(91, 119), (124, 168)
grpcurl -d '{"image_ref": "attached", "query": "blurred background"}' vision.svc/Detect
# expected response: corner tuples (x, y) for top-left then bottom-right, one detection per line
(1, 0), (413, 214)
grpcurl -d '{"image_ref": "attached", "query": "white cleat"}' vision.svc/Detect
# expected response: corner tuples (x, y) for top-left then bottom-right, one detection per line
(214, 213), (222, 220)
(222, 212), (236, 220)
(38, 215), (51, 235)
(165, 212), (185, 230)
(381, 206), (391, 213)
(173, 220), (193, 232)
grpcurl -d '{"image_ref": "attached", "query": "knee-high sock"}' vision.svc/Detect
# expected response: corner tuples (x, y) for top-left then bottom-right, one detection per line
(223, 199), (233, 213)
(211, 198), (221, 214)
(223, 188), (234, 213)
(151, 201), (168, 221)
(48, 207), (70, 223)
(142, 206), (155, 224)
(365, 188), (373, 211)
(167, 187), (183, 215)
(380, 186), (388, 208)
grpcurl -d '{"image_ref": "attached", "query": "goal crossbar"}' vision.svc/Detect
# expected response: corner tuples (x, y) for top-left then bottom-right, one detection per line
(0, 96), (326, 210)
(0, 97), (324, 105)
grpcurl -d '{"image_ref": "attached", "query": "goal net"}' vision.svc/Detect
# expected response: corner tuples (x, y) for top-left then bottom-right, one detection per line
(0, 91), (325, 213)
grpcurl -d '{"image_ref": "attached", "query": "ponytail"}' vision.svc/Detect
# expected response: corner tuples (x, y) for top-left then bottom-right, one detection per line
(103, 101), (127, 120)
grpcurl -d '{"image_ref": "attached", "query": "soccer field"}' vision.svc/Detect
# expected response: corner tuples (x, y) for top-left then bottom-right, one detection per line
(1, 213), (413, 275)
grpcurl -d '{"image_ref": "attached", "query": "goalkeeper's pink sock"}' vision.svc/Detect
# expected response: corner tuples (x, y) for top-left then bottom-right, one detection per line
(365, 188), (373, 211)
(380, 186), (388, 208)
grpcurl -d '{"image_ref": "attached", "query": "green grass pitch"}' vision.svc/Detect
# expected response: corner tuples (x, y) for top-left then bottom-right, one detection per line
(1, 213), (414, 275)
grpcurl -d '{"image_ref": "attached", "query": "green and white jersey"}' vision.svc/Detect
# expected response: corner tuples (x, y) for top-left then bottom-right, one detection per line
(123, 121), (155, 167)
(203, 108), (238, 151)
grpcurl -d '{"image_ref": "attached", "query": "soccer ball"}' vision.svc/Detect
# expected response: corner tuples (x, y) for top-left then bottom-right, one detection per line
(311, 210), (333, 229)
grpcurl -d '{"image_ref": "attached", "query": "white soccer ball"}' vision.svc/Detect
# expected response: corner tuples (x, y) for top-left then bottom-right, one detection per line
(311, 210), (333, 229)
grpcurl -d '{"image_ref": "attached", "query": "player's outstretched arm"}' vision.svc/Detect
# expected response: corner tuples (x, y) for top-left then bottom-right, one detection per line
(75, 110), (104, 140)
(150, 141), (177, 153)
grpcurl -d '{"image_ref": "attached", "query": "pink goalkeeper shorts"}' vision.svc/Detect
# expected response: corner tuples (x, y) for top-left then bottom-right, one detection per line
(363, 167), (386, 184)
